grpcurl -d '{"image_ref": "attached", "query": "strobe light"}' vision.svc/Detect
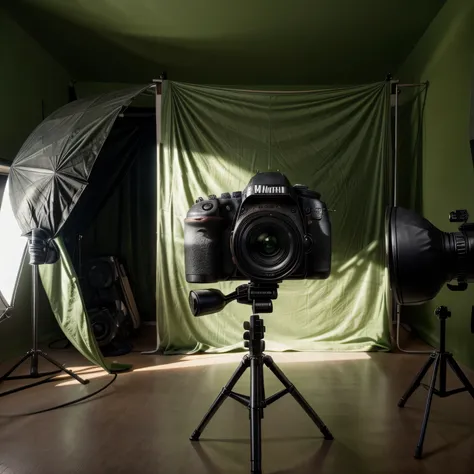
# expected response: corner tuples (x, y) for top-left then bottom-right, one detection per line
(386, 207), (474, 305)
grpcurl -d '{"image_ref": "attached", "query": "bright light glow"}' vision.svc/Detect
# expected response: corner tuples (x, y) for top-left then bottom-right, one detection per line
(335, 240), (379, 274)
(54, 366), (107, 386)
(0, 180), (26, 306)
(54, 352), (371, 386)
(133, 352), (371, 373)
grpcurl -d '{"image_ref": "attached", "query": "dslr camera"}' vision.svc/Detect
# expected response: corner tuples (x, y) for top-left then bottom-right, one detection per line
(184, 172), (331, 283)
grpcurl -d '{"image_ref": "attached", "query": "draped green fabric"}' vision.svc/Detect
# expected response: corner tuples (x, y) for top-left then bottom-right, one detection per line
(157, 81), (392, 354)
(40, 237), (131, 372)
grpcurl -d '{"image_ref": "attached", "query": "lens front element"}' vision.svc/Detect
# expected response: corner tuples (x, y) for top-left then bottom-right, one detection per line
(255, 232), (279, 256)
(232, 212), (303, 281)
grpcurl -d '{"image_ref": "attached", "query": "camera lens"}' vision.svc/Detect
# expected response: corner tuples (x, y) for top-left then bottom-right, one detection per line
(247, 224), (289, 267)
(232, 213), (303, 281)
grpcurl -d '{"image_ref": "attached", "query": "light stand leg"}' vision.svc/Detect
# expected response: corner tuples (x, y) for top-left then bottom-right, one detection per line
(0, 351), (32, 381)
(398, 355), (436, 407)
(446, 356), (474, 398)
(31, 264), (40, 376)
(190, 355), (250, 441)
(415, 353), (440, 459)
(38, 350), (88, 384)
(263, 355), (333, 440)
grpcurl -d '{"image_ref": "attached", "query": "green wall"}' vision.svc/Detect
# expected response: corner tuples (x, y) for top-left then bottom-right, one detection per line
(0, 8), (70, 161)
(0, 8), (70, 360)
(5, 0), (445, 85)
(397, 0), (474, 367)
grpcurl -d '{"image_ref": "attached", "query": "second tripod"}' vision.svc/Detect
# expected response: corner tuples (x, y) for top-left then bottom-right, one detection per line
(398, 305), (474, 458)
(190, 284), (333, 474)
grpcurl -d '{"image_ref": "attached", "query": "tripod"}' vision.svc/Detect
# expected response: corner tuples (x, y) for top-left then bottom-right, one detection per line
(398, 305), (474, 458)
(190, 284), (333, 474)
(0, 229), (89, 397)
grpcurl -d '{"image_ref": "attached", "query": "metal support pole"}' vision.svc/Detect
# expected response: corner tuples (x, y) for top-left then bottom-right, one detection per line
(439, 316), (447, 392)
(31, 264), (39, 376)
(393, 83), (399, 207)
(398, 83), (429, 88)
(142, 73), (166, 355)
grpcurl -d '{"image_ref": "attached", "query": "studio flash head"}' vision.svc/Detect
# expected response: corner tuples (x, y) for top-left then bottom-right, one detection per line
(386, 206), (474, 305)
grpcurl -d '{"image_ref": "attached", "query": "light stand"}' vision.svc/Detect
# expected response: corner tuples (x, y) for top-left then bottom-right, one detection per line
(0, 228), (89, 397)
(398, 305), (474, 458)
(190, 282), (333, 474)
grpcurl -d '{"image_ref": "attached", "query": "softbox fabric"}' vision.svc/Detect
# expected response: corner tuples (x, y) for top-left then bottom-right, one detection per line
(9, 85), (150, 237)
(157, 81), (392, 354)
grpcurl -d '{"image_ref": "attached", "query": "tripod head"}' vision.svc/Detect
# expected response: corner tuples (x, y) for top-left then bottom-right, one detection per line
(435, 305), (451, 320)
(188, 281), (279, 316)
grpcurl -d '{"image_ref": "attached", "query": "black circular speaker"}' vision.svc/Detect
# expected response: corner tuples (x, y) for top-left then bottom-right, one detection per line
(86, 260), (115, 289)
(88, 308), (118, 347)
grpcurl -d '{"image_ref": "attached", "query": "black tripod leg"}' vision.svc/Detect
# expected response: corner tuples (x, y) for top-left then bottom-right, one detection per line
(190, 355), (250, 441)
(0, 351), (32, 382)
(415, 354), (440, 459)
(263, 356), (333, 440)
(250, 356), (263, 474)
(398, 355), (436, 408)
(38, 351), (89, 385)
(446, 355), (474, 398)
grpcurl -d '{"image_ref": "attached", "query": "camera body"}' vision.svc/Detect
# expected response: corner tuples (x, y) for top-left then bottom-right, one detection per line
(184, 172), (331, 283)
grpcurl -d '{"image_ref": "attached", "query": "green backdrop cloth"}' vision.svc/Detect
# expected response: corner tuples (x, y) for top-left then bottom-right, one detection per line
(157, 81), (392, 354)
(40, 237), (131, 373)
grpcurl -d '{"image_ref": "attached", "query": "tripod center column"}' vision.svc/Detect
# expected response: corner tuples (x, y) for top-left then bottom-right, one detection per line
(244, 315), (266, 356)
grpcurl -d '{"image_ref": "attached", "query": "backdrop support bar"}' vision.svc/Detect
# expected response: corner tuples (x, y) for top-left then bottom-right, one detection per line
(398, 82), (429, 88)
(147, 72), (166, 355)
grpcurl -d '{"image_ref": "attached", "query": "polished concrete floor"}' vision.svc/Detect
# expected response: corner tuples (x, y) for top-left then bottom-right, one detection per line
(0, 336), (474, 474)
